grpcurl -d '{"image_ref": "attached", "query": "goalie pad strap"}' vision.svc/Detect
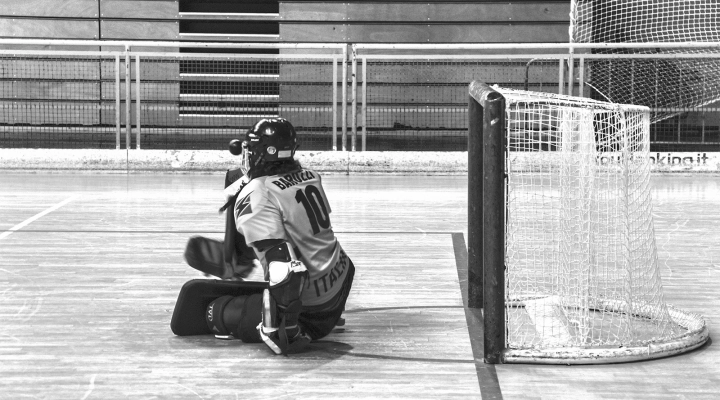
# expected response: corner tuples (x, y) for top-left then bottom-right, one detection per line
(236, 293), (263, 343)
(265, 241), (295, 263)
(206, 295), (234, 336)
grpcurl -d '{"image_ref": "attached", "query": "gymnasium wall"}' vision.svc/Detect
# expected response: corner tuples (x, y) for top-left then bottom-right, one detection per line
(0, 1), (571, 46)
(0, 0), (178, 51)
(279, 1), (569, 44)
(0, 0), (577, 152)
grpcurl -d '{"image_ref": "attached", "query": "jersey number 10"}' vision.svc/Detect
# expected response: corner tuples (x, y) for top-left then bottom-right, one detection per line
(295, 185), (331, 234)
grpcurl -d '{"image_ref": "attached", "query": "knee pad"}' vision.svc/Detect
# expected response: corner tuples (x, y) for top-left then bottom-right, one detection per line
(268, 260), (308, 314)
(268, 261), (308, 335)
(206, 294), (263, 343)
(265, 242), (308, 315)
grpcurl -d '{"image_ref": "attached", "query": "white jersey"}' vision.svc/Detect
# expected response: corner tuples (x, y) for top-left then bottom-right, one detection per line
(234, 168), (350, 307)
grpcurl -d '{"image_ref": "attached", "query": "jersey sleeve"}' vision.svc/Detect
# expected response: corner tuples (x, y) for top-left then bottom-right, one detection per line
(234, 180), (287, 245)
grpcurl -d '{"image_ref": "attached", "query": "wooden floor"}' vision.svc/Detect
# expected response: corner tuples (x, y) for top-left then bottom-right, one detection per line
(0, 172), (718, 399)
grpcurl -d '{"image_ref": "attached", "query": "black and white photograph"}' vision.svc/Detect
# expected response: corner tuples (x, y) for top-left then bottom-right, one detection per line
(0, 1), (718, 399)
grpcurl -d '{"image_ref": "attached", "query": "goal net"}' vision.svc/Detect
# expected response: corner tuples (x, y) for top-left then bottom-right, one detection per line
(570, 0), (720, 122)
(468, 82), (708, 364)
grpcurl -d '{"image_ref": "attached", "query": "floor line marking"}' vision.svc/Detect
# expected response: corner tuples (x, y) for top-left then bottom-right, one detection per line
(80, 374), (97, 400)
(0, 195), (78, 241)
(452, 232), (503, 400)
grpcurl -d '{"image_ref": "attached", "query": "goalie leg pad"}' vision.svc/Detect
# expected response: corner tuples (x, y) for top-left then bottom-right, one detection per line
(205, 294), (263, 343)
(237, 293), (263, 343)
(258, 289), (311, 355)
(170, 279), (266, 337)
(257, 242), (311, 355)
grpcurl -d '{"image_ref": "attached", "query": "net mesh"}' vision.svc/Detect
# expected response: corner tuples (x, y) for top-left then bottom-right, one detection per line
(570, 0), (720, 122)
(497, 87), (706, 360)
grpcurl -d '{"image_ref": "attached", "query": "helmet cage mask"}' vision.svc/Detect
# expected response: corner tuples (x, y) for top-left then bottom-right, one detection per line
(240, 140), (251, 174)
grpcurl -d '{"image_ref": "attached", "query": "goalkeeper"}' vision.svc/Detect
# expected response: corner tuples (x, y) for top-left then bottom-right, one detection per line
(188, 118), (355, 355)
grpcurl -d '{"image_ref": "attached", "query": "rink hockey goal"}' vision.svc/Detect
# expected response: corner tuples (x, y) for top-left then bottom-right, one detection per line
(467, 82), (709, 364)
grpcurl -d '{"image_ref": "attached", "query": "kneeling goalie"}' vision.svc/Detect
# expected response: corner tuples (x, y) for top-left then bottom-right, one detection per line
(173, 118), (355, 356)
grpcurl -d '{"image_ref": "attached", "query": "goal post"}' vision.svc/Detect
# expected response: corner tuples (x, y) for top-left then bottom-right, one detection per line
(467, 81), (709, 364)
(467, 82), (506, 363)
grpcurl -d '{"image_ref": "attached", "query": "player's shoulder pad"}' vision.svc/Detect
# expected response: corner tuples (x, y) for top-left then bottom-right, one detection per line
(265, 169), (319, 192)
(235, 177), (271, 220)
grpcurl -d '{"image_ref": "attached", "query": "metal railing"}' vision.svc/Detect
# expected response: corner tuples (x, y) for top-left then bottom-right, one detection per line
(354, 43), (720, 152)
(353, 51), (568, 151)
(1, 39), (719, 151)
(0, 40), (347, 150)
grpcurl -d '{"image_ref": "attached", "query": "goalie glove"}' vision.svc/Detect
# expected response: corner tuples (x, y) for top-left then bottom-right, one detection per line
(184, 236), (259, 280)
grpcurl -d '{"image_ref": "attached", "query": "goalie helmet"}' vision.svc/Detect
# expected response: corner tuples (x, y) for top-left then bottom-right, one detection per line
(240, 118), (298, 174)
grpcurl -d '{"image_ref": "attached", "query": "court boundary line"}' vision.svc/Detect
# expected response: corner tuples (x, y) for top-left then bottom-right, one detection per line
(452, 232), (503, 400)
(0, 195), (77, 240)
